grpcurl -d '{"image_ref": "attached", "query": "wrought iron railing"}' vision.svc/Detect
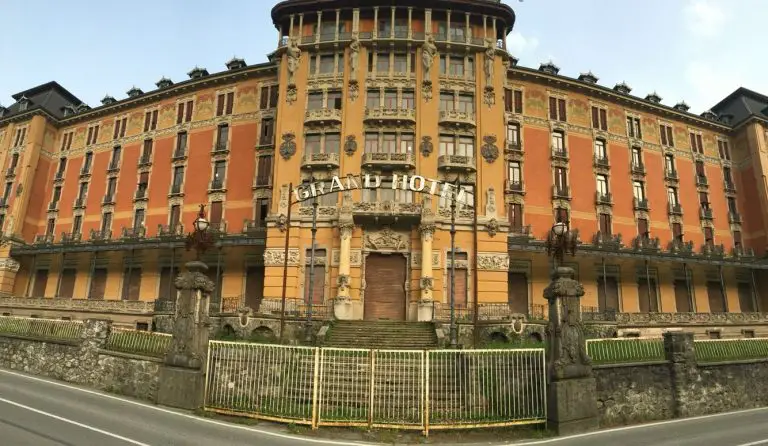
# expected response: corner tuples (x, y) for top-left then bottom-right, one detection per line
(105, 328), (171, 358)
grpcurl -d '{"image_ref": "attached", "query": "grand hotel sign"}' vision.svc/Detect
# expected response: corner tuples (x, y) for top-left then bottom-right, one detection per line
(293, 173), (474, 207)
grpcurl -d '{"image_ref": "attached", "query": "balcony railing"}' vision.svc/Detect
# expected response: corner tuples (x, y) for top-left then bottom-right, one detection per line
(732, 246), (755, 258)
(5, 168), (16, 178)
(90, 229), (112, 242)
(301, 152), (341, 170)
(696, 175), (709, 187)
(352, 201), (421, 220)
(60, 231), (82, 244)
(304, 108), (342, 125)
(80, 166), (92, 177)
(137, 155), (152, 167)
(724, 181), (736, 193)
(256, 136), (275, 148)
(34, 234), (55, 245)
(595, 191), (613, 205)
(701, 243), (725, 257)
(360, 152), (416, 170)
(134, 188), (148, 201)
(209, 179), (225, 191)
(437, 155), (476, 172)
(592, 231), (622, 247)
(668, 203), (683, 216)
(172, 149), (187, 161)
(242, 219), (267, 235)
(364, 107), (416, 123)
(699, 207), (714, 220)
(668, 239), (695, 255)
(211, 142), (229, 155)
(169, 184), (183, 196)
(551, 147), (568, 161)
(438, 110), (476, 127)
(102, 194), (115, 205)
(632, 236), (661, 252)
(0, 198), (8, 208)
(208, 220), (228, 235)
(593, 155), (610, 168)
(54, 170), (64, 181)
(73, 197), (86, 209)
(107, 161), (120, 173)
(665, 169), (679, 182)
(505, 180), (524, 194)
(121, 226), (146, 239)
(728, 211), (742, 224)
(505, 140), (523, 156)
(552, 185), (570, 200)
(157, 223), (184, 238)
(633, 198), (650, 211)
(631, 162), (646, 175)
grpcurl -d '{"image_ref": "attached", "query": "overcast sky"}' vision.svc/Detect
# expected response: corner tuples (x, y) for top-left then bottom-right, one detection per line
(0, 0), (763, 113)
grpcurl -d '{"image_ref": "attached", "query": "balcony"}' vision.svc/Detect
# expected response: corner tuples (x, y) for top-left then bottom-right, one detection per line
(73, 198), (86, 209)
(253, 175), (271, 189)
(102, 194), (115, 205)
(255, 136), (275, 148)
(352, 200), (421, 223)
(304, 108), (342, 125)
(728, 211), (742, 224)
(157, 223), (184, 238)
(505, 141), (523, 157)
(595, 191), (613, 206)
(121, 226), (146, 239)
(134, 188), (148, 202)
(632, 236), (661, 252)
(53, 171), (65, 182)
(724, 181), (736, 193)
(665, 169), (679, 182)
(34, 234), (55, 245)
(668, 239), (694, 255)
(592, 231), (622, 248)
(172, 149), (187, 161)
(631, 162), (646, 175)
(208, 221), (228, 236)
(633, 198), (650, 211)
(168, 184), (183, 197)
(48, 201), (59, 211)
(89, 229), (112, 242)
(696, 175), (709, 187)
(361, 152), (416, 170)
(551, 147), (569, 162)
(593, 155), (610, 169)
(699, 207), (714, 220)
(438, 110), (476, 127)
(0, 198), (8, 208)
(137, 155), (152, 168)
(80, 166), (92, 178)
(209, 179), (225, 192)
(505, 180), (525, 195)
(437, 155), (476, 172)
(552, 185), (571, 200)
(732, 245), (755, 258)
(211, 142), (229, 156)
(364, 107), (416, 124)
(242, 219), (267, 236)
(107, 161), (120, 174)
(60, 232), (82, 244)
(5, 168), (15, 178)
(701, 243), (725, 258)
(668, 203), (683, 216)
(301, 152), (341, 170)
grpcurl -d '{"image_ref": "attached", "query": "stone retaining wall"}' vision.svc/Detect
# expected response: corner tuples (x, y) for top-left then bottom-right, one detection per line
(0, 319), (161, 402)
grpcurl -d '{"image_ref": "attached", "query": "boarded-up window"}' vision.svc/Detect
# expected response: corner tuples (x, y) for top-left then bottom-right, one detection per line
(597, 276), (620, 311)
(508, 272), (528, 314)
(738, 282), (755, 312)
(31, 270), (49, 297)
(245, 266), (265, 311)
(58, 269), (77, 298)
(122, 268), (142, 301)
(638, 278), (659, 312)
(447, 268), (468, 309)
(158, 267), (179, 301)
(707, 281), (726, 313)
(210, 201), (223, 225)
(674, 279), (692, 312)
(89, 268), (107, 300)
(305, 250), (326, 305)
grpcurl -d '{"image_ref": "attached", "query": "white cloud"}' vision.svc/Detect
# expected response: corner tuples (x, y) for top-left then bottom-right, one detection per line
(684, 0), (727, 37)
(507, 31), (539, 56)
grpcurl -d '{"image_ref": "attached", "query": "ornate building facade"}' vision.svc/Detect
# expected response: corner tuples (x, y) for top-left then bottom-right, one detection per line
(0, 0), (767, 336)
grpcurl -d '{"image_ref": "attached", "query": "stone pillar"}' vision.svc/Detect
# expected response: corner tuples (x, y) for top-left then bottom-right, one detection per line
(418, 196), (435, 322)
(156, 260), (214, 410)
(664, 331), (696, 418)
(545, 266), (598, 435)
(334, 191), (354, 320)
(0, 256), (20, 295)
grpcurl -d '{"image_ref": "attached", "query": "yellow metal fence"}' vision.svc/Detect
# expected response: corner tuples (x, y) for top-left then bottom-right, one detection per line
(204, 341), (546, 434)
(0, 315), (83, 341)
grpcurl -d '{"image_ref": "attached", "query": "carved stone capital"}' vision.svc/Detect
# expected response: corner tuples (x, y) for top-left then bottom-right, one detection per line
(0, 257), (20, 273)
(174, 262), (215, 293)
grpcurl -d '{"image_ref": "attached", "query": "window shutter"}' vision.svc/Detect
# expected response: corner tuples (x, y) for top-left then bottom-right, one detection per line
(637, 218), (649, 237)
(270, 86), (278, 108)
(674, 280), (692, 312)
(120, 118), (127, 137)
(666, 127), (674, 146)
(591, 107), (599, 129)
(696, 134), (703, 153)
(689, 133), (696, 150)
(599, 214), (611, 235)
(600, 108), (607, 131)
(558, 99), (567, 122)
(216, 94), (225, 116)
(177, 103), (184, 124)
(513, 90), (523, 114)
(226, 92), (235, 115)
(86, 127), (93, 145)
(507, 272), (529, 314)
(660, 125), (667, 146)
(504, 89), (512, 112)
(260, 87), (269, 109)
(549, 97), (557, 120)
(144, 112), (151, 132)
(696, 161), (705, 176)
(717, 140), (723, 158)
(704, 227), (713, 242)
(113, 121), (120, 139)
(210, 201), (223, 224)
(185, 101), (193, 122)
(151, 110), (158, 130)
(673, 223), (682, 239)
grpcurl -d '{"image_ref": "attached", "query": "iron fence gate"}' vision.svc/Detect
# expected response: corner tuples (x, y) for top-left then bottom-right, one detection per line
(205, 341), (546, 433)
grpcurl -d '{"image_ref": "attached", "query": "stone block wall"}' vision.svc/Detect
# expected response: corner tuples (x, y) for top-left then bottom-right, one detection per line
(594, 362), (674, 426)
(0, 319), (161, 402)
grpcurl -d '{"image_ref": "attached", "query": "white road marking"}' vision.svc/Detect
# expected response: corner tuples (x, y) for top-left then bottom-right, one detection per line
(0, 396), (151, 445)
(0, 368), (377, 445)
(734, 440), (768, 446)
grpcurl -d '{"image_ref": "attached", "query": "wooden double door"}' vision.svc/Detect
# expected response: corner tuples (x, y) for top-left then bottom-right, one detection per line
(364, 253), (407, 321)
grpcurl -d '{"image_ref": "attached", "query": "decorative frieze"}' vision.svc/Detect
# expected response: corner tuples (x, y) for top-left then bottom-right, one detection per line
(476, 252), (510, 271)
(0, 258), (20, 273)
(263, 248), (300, 266)
(331, 249), (362, 267)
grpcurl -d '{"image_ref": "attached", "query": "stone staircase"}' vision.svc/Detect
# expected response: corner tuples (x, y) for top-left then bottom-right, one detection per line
(323, 321), (438, 350)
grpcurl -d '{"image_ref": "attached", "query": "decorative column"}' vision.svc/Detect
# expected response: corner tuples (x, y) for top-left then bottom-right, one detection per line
(156, 259), (214, 410)
(334, 191), (354, 320)
(418, 196), (436, 321)
(544, 266), (598, 435)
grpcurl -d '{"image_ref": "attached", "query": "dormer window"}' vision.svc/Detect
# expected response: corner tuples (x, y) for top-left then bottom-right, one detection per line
(17, 96), (30, 112)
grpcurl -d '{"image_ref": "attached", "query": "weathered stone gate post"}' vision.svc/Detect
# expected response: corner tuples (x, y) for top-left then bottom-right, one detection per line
(156, 260), (214, 410)
(544, 266), (598, 435)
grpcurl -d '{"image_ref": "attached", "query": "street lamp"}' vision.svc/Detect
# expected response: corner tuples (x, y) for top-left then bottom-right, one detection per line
(546, 220), (578, 269)
(305, 184), (319, 343)
(186, 204), (216, 260)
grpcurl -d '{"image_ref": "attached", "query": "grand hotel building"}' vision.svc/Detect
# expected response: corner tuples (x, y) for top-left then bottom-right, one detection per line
(0, 0), (767, 336)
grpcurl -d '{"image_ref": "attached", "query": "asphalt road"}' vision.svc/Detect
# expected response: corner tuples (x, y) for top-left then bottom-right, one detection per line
(0, 367), (767, 446)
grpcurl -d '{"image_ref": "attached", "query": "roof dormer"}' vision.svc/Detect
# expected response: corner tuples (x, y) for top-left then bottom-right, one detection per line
(156, 77), (174, 89)
(226, 57), (246, 70)
(188, 66), (209, 79)
(127, 86), (144, 98)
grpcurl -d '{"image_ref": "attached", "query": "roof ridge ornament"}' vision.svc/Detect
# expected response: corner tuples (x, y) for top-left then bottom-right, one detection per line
(700, 109), (717, 120)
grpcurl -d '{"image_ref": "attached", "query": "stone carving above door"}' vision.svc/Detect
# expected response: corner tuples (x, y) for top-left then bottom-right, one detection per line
(364, 226), (409, 252)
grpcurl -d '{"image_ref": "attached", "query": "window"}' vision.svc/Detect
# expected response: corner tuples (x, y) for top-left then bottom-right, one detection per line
(105, 177), (116, 200)
(665, 154), (675, 174)
(738, 283), (755, 313)
(383, 90), (398, 108)
(591, 106), (608, 131)
(110, 146), (121, 168)
(638, 277), (659, 312)
(659, 124), (674, 146)
(2, 183), (11, 201)
(51, 186), (62, 207)
(597, 275), (620, 312)
(260, 85), (278, 110)
(308, 92), (324, 110)
(507, 123), (520, 146)
(382, 133), (396, 153)
(209, 201), (223, 225)
(509, 161), (522, 185)
(212, 161), (226, 188)
(439, 135), (454, 156)
(552, 131), (565, 151)
(457, 137), (474, 157)
(254, 198), (270, 227)
(60, 132), (73, 151)
(599, 213), (612, 235)
(449, 21), (465, 41)
(9, 153), (19, 172)
(667, 187), (679, 205)
(400, 133), (414, 153)
(82, 152), (93, 172)
(306, 135), (321, 154)
(175, 132), (187, 157)
(259, 119), (275, 145)
(319, 55), (335, 74)
(121, 268), (142, 301)
(216, 91), (235, 116)
(733, 230), (742, 248)
(637, 218), (649, 239)
(727, 197), (738, 214)
(112, 117), (127, 139)
(718, 140), (731, 160)
(56, 157), (67, 176)
(508, 203), (523, 232)
(689, 132), (704, 154)
(439, 93), (454, 111)
(172, 166), (184, 193)
(169, 205), (181, 230)
(393, 54), (407, 72)
(626, 116), (642, 139)
(86, 125), (100, 146)
(366, 90), (380, 109)
(457, 94), (474, 114)
(176, 100), (194, 124)
(133, 209), (145, 230)
(77, 182), (88, 201)
(631, 146), (642, 167)
(594, 139), (607, 159)
(402, 90), (415, 109)
(555, 207), (569, 224)
(596, 175), (609, 195)
(633, 181), (646, 201)
(704, 227), (714, 246)
(101, 212), (112, 233)
(674, 279), (692, 312)
(216, 124), (229, 150)
(554, 167), (568, 191)
(325, 134), (341, 154)
(72, 215), (82, 235)
(672, 222), (683, 242)
(449, 57), (464, 77)
(723, 166), (734, 187)
(706, 281), (726, 313)
(699, 191), (709, 210)
(143, 110), (158, 132)
(376, 53), (390, 73)
(46, 218), (56, 235)
(365, 133), (379, 153)
(141, 139), (153, 163)
(504, 89), (524, 114)
(13, 127), (27, 147)
(137, 172), (149, 198)
(549, 97), (567, 122)
(327, 91), (342, 110)
(255, 155), (272, 187)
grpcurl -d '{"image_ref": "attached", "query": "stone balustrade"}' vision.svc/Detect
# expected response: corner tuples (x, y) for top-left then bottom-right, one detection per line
(0, 297), (155, 314)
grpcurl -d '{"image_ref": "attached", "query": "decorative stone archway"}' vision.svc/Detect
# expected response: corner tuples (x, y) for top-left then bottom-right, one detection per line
(360, 226), (412, 321)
